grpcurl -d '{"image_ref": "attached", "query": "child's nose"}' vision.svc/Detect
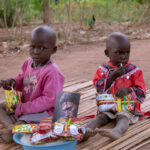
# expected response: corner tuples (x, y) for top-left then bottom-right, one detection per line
(32, 48), (41, 54)
(120, 54), (126, 59)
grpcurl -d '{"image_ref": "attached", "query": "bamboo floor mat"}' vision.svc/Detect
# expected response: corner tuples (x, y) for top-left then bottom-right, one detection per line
(0, 80), (150, 150)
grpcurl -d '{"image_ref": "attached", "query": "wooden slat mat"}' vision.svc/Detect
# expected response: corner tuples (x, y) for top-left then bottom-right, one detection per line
(0, 80), (150, 150)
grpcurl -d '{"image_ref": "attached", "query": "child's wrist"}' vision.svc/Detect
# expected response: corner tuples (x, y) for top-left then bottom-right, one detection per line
(110, 74), (116, 81)
(127, 88), (132, 94)
(10, 79), (16, 88)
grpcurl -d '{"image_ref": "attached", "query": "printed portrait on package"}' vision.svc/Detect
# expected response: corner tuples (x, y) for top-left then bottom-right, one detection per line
(52, 92), (80, 123)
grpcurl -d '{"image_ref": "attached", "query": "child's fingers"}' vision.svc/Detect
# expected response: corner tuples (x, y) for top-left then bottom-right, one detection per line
(118, 67), (125, 74)
(6, 106), (15, 115)
(118, 65), (124, 70)
(10, 105), (16, 110)
(6, 106), (12, 115)
(116, 88), (130, 98)
(115, 89), (124, 98)
(11, 80), (16, 88)
(0, 80), (5, 88)
(0, 80), (8, 89)
(0, 80), (9, 89)
(4, 81), (11, 90)
(2, 79), (15, 90)
(120, 63), (123, 67)
(0, 80), (2, 88)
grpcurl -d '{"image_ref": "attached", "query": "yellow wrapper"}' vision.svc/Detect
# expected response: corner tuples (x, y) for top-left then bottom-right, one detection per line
(12, 124), (38, 133)
(5, 89), (21, 112)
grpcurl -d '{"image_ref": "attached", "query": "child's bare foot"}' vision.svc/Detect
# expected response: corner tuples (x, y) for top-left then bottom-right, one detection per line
(0, 128), (13, 143)
(80, 128), (98, 143)
(97, 128), (122, 140)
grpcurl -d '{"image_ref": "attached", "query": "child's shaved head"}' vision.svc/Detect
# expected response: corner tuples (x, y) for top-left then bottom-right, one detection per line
(106, 32), (130, 51)
(31, 25), (57, 48)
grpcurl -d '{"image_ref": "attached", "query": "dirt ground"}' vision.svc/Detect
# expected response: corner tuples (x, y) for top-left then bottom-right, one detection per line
(0, 39), (149, 100)
(0, 39), (149, 149)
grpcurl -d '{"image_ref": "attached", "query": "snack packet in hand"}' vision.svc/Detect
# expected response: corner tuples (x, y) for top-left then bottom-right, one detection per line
(96, 93), (136, 112)
(5, 88), (21, 112)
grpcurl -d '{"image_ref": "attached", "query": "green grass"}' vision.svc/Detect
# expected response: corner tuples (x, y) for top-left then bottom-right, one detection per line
(48, 0), (149, 25)
(1, 0), (149, 27)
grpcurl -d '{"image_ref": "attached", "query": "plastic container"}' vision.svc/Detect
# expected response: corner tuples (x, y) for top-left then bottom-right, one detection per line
(13, 133), (77, 150)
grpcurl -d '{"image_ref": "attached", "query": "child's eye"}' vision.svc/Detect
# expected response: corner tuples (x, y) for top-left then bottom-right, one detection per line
(40, 47), (45, 50)
(29, 45), (35, 49)
(41, 47), (48, 50)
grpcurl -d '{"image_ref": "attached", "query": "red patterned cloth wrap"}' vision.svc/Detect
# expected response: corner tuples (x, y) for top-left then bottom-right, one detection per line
(52, 118), (84, 141)
(12, 124), (38, 133)
(38, 117), (52, 134)
(30, 130), (58, 145)
(96, 94), (136, 112)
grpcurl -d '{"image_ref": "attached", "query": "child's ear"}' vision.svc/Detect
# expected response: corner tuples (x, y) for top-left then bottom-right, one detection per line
(53, 46), (57, 54)
(104, 49), (109, 57)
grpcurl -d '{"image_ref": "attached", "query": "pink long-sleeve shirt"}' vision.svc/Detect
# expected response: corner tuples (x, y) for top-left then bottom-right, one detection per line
(14, 58), (64, 117)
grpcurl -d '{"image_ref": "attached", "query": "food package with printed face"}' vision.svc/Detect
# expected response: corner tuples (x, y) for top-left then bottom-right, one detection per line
(96, 94), (136, 112)
(5, 88), (21, 112)
(12, 124), (38, 133)
(52, 118), (84, 141)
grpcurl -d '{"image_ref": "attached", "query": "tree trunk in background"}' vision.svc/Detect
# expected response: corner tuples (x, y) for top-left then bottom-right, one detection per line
(1, 0), (8, 29)
(42, 0), (50, 24)
(138, 3), (150, 24)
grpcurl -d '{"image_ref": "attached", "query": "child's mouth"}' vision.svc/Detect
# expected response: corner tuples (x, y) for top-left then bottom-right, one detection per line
(33, 57), (40, 60)
(120, 60), (127, 64)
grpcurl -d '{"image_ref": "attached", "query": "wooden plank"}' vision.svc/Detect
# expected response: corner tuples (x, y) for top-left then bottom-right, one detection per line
(100, 121), (150, 150)
(0, 80), (150, 150)
(77, 118), (150, 150)
(64, 81), (93, 92)
(77, 135), (110, 150)
(80, 95), (96, 103)
(8, 144), (23, 150)
(130, 138), (150, 150)
(64, 79), (87, 88)
(78, 105), (96, 116)
(80, 89), (96, 100)
(0, 143), (18, 150)
(111, 128), (150, 150)
(126, 119), (150, 133)
(79, 86), (95, 93)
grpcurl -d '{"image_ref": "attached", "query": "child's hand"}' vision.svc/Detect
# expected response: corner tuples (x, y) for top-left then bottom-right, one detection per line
(6, 105), (15, 115)
(111, 66), (124, 80)
(106, 66), (124, 90)
(115, 88), (132, 98)
(0, 79), (16, 90)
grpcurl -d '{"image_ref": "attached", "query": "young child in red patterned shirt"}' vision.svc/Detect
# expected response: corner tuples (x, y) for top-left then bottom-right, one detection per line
(83, 32), (146, 141)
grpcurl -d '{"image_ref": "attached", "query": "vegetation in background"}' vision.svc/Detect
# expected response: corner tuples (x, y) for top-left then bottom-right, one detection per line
(0, 0), (149, 44)
(0, 0), (150, 28)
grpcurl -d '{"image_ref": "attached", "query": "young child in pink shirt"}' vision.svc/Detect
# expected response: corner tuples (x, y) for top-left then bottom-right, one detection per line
(0, 25), (64, 142)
